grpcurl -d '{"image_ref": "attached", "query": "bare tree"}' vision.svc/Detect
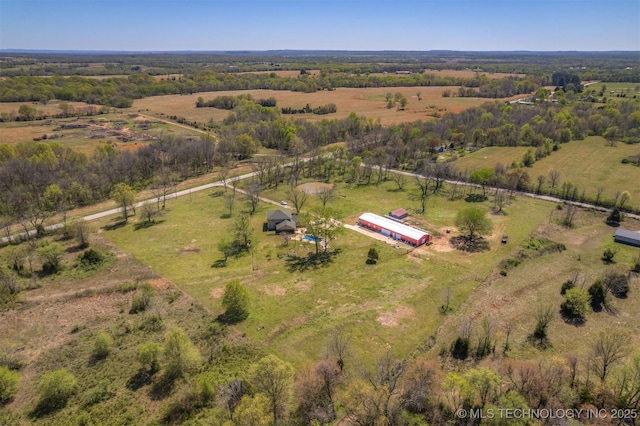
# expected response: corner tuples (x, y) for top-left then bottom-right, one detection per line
(328, 329), (351, 372)
(561, 204), (577, 227)
(595, 187), (605, 206)
(493, 189), (507, 213)
(536, 175), (546, 194)
(218, 379), (247, 420)
(151, 168), (178, 210)
(413, 175), (432, 214)
(532, 304), (554, 344)
(548, 170), (561, 192)
(245, 182), (261, 215)
(316, 186), (335, 209)
(288, 189), (308, 214)
(225, 193), (235, 217)
(590, 330), (630, 383)
(219, 166), (230, 192)
(391, 173), (407, 191)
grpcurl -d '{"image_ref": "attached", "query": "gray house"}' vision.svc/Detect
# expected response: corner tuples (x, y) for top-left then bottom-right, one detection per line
(613, 228), (640, 247)
(266, 210), (298, 232)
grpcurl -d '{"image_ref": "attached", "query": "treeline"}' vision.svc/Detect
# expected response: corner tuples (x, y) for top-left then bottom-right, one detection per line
(0, 71), (542, 107)
(281, 103), (337, 115)
(3, 51), (638, 81)
(0, 102), (110, 123)
(0, 137), (219, 228)
(196, 94), (277, 109)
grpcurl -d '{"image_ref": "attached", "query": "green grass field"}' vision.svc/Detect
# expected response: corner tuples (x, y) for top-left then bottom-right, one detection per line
(98, 177), (562, 367)
(453, 136), (640, 208)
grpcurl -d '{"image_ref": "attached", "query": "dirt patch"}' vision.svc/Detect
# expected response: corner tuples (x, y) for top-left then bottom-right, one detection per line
(296, 181), (334, 194)
(148, 278), (170, 289)
(294, 280), (311, 292)
(180, 247), (201, 253)
(261, 284), (286, 296)
(210, 287), (224, 299)
(377, 306), (415, 327)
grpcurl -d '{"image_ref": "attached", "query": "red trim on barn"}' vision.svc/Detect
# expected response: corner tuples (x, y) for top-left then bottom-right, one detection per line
(358, 213), (430, 246)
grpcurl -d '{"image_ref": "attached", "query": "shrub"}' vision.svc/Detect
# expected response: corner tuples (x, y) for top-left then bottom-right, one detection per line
(162, 378), (214, 423)
(163, 328), (201, 379)
(450, 337), (470, 359)
(92, 332), (113, 359)
(366, 247), (379, 264)
(37, 369), (77, 411)
(79, 249), (104, 267)
(221, 280), (250, 323)
(81, 379), (114, 407)
(606, 207), (623, 224)
(560, 288), (590, 321)
(129, 283), (153, 314)
(589, 280), (607, 310)
(602, 247), (617, 263)
(603, 270), (630, 298)
(632, 253), (640, 273)
(0, 366), (20, 402)
(136, 341), (162, 373)
(560, 280), (575, 295)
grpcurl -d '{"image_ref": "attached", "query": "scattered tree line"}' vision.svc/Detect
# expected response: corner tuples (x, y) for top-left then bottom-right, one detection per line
(281, 103), (337, 115)
(195, 94), (277, 109)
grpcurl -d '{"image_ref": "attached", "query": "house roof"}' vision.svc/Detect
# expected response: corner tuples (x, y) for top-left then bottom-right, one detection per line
(266, 210), (292, 221)
(275, 220), (296, 231)
(359, 212), (429, 241)
(614, 228), (640, 242)
(390, 208), (408, 217)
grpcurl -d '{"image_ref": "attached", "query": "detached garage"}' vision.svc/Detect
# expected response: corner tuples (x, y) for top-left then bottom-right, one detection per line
(614, 228), (640, 247)
(358, 213), (430, 246)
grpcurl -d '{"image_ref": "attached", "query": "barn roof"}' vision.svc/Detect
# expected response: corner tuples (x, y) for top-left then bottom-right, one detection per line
(359, 212), (429, 241)
(614, 228), (640, 242)
(390, 208), (408, 218)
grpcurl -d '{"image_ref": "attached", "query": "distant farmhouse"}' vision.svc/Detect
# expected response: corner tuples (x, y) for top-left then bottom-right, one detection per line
(358, 212), (430, 246)
(266, 210), (298, 233)
(613, 228), (640, 247)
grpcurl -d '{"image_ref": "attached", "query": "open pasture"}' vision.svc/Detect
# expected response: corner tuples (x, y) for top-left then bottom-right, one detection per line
(453, 136), (640, 208)
(100, 176), (557, 366)
(130, 86), (523, 126)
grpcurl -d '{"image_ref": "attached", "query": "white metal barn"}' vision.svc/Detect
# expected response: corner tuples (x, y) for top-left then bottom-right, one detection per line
(358, 212), (430, 246)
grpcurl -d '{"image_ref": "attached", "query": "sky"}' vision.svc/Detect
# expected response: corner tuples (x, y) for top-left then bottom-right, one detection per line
(1, 0), (638, 51)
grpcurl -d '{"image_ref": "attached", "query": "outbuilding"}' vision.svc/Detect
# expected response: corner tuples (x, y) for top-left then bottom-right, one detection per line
(358, 212), (430, 246)
(389, 208), (409, 220)
(613, 228), (640, 247)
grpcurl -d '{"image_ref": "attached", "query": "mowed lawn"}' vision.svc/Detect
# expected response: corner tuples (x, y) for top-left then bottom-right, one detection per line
(99, 178), (551, 366)
(129, 87), (524, 127)
(453, 136), (640, 208)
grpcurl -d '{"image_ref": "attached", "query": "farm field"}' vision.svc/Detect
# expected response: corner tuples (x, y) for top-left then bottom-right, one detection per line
(130, 87), (524, 126)
(96, 175), (610, 368)
(587, 81), (640, 98)
(452, 136), (640, 208)
(370, 69), (526, 79)
(0, 110), (204, 152)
